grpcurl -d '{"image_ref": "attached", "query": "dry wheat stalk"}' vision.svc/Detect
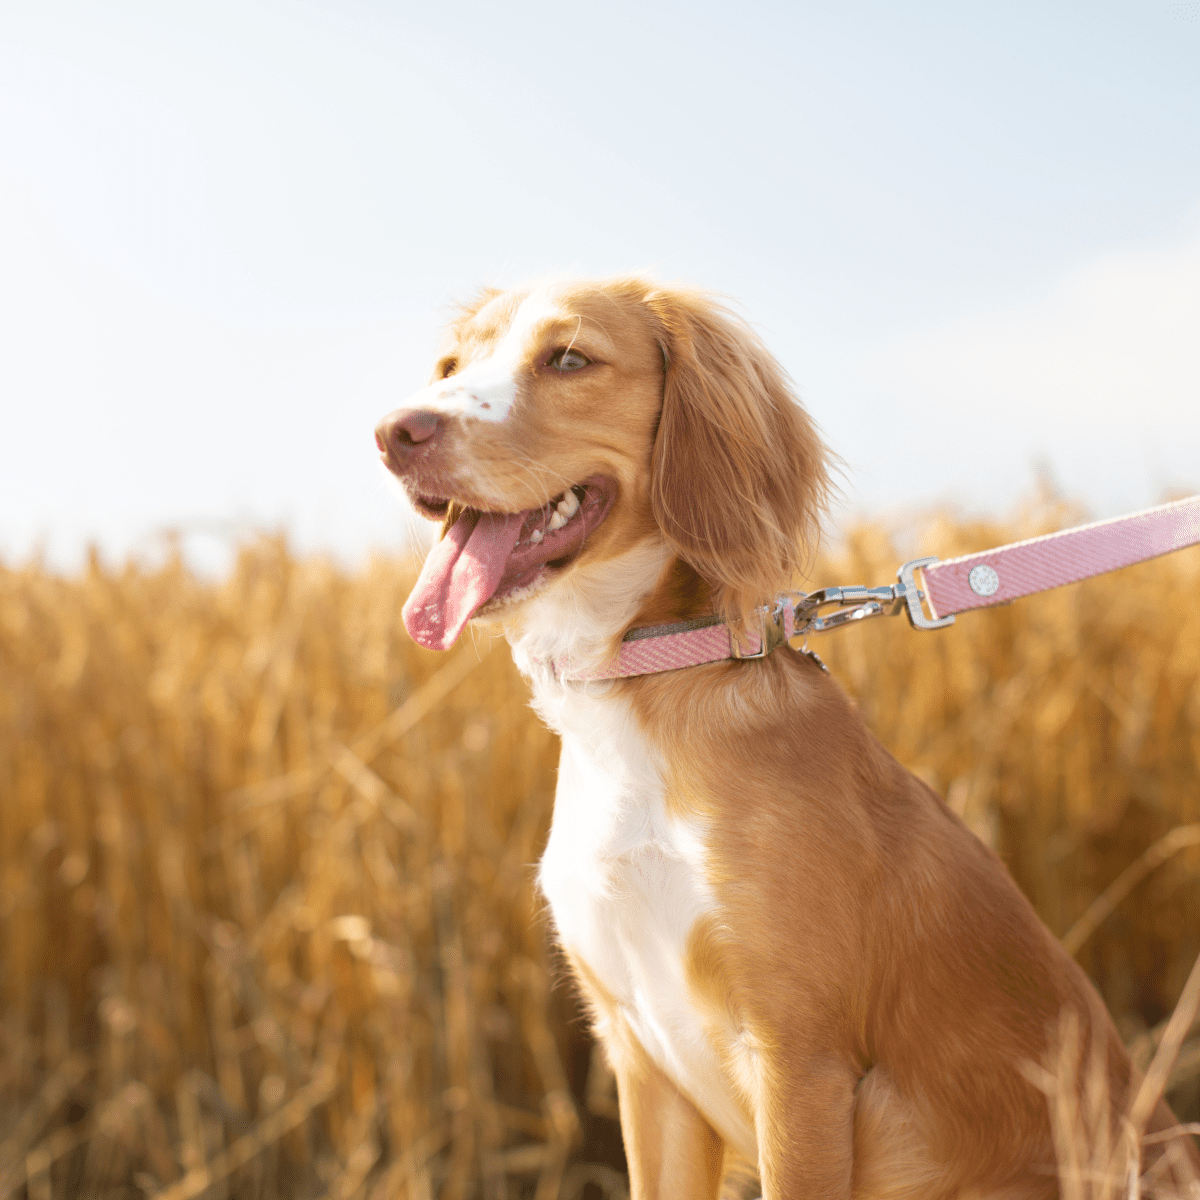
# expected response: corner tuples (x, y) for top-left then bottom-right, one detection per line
(0, 515), (1196, 1195)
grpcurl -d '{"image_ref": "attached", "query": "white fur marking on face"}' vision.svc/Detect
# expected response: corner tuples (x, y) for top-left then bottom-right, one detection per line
(395, 288), (568, 426)
(395, 355), (518, 425)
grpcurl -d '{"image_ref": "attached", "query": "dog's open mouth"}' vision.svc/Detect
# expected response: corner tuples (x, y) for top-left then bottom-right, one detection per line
(401, 475), (617, 650)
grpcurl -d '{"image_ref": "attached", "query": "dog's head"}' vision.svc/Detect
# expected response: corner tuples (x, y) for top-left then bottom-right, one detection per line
(377, 278), (829, 652)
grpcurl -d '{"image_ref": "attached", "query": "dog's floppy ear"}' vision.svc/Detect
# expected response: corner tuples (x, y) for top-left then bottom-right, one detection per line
(645, 287), (830, 628)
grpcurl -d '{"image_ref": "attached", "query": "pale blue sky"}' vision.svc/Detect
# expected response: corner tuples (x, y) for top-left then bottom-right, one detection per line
(2, 1), (1198, 572)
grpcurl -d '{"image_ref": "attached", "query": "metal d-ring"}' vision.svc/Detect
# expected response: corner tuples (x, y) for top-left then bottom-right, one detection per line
(896, 557), (955, 630)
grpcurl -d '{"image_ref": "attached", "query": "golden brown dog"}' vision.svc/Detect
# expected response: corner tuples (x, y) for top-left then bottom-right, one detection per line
(376, 277), (1200, 1198)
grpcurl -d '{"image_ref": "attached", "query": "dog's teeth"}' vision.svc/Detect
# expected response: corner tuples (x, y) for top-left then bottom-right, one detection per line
(557, 491), (580, 520)
(548, 510), (567, 531)
(530, 529), (543, 543)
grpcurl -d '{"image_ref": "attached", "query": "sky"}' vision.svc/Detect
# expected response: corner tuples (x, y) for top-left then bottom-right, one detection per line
(1, 0), (1198, 574)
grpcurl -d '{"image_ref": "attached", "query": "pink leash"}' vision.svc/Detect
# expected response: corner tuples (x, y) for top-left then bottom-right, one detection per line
(557, 494), (1200, 682)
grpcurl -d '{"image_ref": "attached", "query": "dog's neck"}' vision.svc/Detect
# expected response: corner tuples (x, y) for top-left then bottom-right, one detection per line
(505, 537), (673, 677)
(501, 540), (714, 726)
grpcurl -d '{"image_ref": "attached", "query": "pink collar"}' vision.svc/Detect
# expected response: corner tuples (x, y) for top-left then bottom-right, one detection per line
(554, 494), (1200, 683)
(555, 601), (800, 682)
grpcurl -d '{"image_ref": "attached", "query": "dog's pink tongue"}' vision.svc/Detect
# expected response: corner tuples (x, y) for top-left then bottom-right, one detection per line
(402, 509), (526, 650)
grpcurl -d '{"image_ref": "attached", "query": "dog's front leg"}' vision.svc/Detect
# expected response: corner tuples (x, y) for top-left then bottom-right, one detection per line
(609, 1034), (724, 1200)
(755, 1056), (856, 1200)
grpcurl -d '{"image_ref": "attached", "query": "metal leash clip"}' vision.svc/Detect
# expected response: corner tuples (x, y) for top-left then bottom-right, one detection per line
(789, 557), (955, 638)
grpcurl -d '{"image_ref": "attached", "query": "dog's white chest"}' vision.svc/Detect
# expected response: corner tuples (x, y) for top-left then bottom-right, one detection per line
(536, 690), (754, 1154)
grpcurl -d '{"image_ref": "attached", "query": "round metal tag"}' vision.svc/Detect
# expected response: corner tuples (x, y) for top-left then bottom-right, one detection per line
(968, 564), (1000, 597)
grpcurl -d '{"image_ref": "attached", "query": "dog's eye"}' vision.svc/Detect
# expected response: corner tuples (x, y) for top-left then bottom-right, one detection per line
(439, 358), (458, 379)
(547, 348), (590, 372)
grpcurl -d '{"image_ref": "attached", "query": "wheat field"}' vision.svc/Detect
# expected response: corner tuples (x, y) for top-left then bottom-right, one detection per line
(1, 506), (1198, 1198)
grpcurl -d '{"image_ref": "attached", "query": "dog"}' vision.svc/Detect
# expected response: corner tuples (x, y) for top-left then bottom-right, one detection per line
(375, 278), (1200, 1198)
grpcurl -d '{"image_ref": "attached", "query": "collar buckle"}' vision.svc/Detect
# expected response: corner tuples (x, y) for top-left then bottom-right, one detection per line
(729, 598), (791, 660)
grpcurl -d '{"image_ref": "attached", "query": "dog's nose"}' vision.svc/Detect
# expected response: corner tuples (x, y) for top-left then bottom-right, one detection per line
(376, 410), (441, 455)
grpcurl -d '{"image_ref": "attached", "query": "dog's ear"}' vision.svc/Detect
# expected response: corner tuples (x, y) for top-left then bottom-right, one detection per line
(645, 287), (830, 629)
